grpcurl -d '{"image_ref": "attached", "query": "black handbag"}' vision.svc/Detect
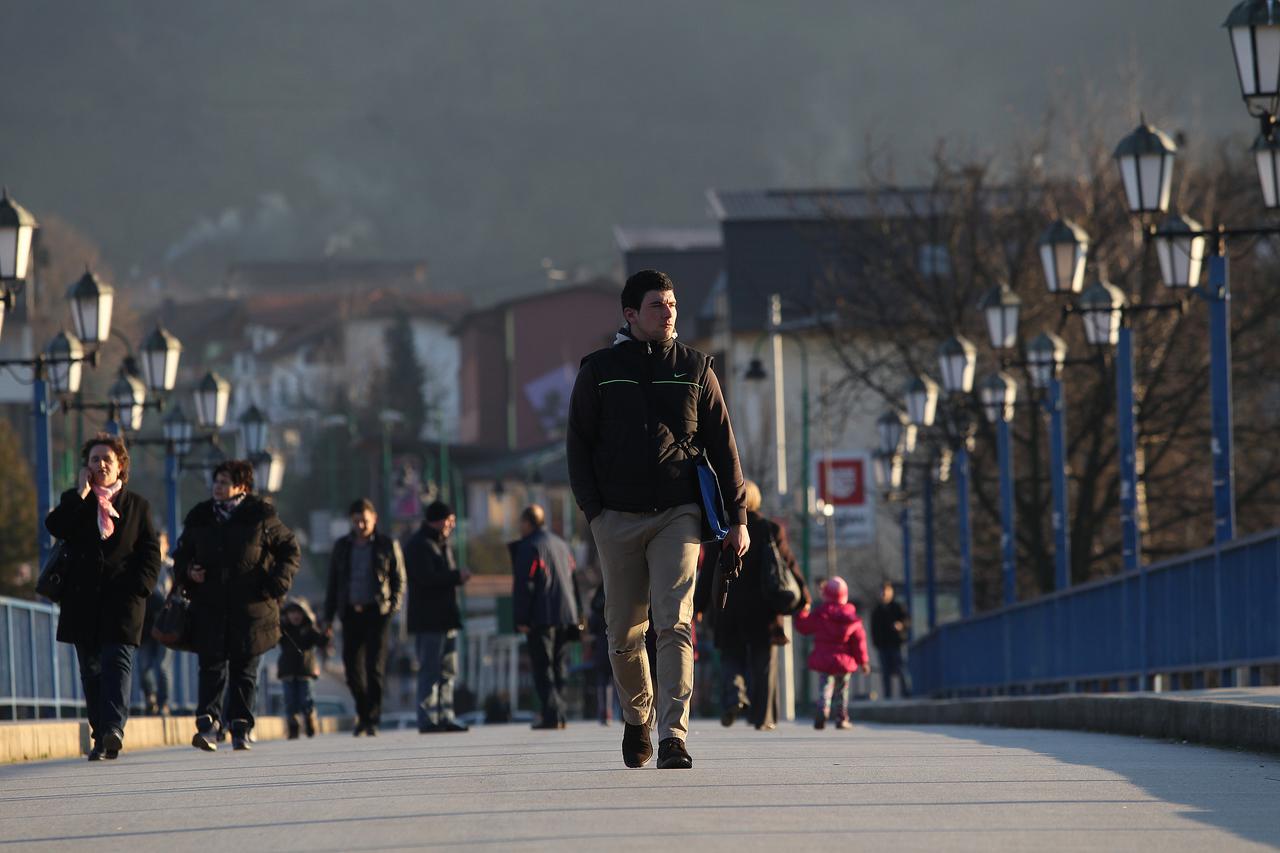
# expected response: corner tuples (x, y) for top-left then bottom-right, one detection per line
(35, 541), (71, 603)
(151, 590), (196, 651)
(759, 532), (803, 615)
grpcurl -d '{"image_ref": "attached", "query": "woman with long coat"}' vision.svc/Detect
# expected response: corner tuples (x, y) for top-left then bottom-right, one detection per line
(173, 459), (300, 751)
(46, 433), (161, 761)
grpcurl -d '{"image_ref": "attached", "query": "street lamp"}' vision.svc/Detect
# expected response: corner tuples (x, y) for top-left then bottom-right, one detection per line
(140, 325), (183, 393)
(981, 371), (1019, 605)
(194, 371), (231, 429)
(1225, 0), (1280, 119)
(163, 404), (194, 456)
(66, 267), (114, 346)
(877, 410), (914, 457)
(108, 370), (147, 433)
(1077, 280), (1128, 347)
(1038, 219), (1090, 294)
(937, 335), (977, 395)
(239, 404), (269, 457)
(1153, 213), (1207, 289)
(0, 189), (37, 286)
(44, 331), (85, 395)
(979, 284), (1022, 351)
(251, 450), (286, 495)
(1252, 131), (1280, 208)
(1114, 120), (1178, 216)
(903, 375), (938, 428)
(1026, 332), (1067, 390)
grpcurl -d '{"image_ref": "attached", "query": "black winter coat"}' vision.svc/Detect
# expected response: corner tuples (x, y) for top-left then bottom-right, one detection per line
(510, 528), (580, 628)
(693, 511), (807, 651)
(278, 599), (326, 680)
(172, 495), (301, 658)
(46, 487), (162, 647)
(403, 524), (464, 633)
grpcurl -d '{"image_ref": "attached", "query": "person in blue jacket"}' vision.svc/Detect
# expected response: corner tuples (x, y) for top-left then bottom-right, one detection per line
(510, 504), (581, 729)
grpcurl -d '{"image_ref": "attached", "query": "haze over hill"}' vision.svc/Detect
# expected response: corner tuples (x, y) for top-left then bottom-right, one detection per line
(0, 1), (1243, 301)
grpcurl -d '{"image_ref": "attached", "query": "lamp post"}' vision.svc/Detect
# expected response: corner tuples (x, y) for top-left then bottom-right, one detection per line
(1027, 331), (1073, 591)
(979, 371), (1019, 605)
(904, 375), (941, 631)
(162, 405), (193, 540)
(937, 336), (977, 617)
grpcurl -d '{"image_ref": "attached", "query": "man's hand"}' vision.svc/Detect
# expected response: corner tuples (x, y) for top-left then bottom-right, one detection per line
(723, 524), (750, 558)
(188, 563), (206, 584)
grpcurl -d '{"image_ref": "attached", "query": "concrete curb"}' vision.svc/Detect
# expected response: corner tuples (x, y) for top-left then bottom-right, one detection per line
(0, 715), (353, 763)
(849, 694), (1280, 753)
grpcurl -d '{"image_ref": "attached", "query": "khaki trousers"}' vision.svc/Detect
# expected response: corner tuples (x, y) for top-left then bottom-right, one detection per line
(590, 503), (701, 741)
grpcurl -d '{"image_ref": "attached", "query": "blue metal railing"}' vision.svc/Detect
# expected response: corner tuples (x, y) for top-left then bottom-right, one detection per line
(909, 527), (1280, 695)
(1, 595), (206, 719)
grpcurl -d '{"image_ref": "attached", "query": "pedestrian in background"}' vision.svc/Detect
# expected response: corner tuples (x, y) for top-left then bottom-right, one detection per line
(174, 459), (300, 752)
(322, 497), (406, 737)
(870, 580), (912, 699)
(46, 433), (161, 761)
(693, 479), (809, 730)
(404, 500), (471, 733)
(278, 597), (327, 739)
(794, 576), (869, 730)
(510, 504), (581, 730)
(135, 529), (173, 716)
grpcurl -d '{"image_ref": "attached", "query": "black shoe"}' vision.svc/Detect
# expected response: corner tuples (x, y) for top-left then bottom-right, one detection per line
(87, 744), (106, 761)
(721, 702), (745, 728)
(193, 715), (218, 751)
(418, 721), (440, 734)
(231, 720), (251, 751)
(438, 719), (469, 733)
(352, 720), (365, 737)
(304, 711), (318, 738)
(365, 724), (378, 737)
(531, 719), (561, 730)
(622, 722), (653, 768)
(287, 716), (300, 740)
(101, 729), (123, 760)
(657, 737), (692, 769)
(814, 713), (826, 730)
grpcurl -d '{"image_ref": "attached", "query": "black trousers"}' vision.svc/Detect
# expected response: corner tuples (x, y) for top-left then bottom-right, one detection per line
(719, 638), (775, 728)
(75, 641), (134, 744)
(342, 606), (391, 725)
(197, 652), (262, 729)
(526, 625), (571, 725)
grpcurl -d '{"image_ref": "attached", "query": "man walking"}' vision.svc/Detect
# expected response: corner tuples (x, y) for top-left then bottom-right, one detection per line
(511, 504), (580, 730)
(567, 268), (749, 770)
(870, 580), (912, 699)
(404, 500), (471, 733)
(323, 498), (406, 736)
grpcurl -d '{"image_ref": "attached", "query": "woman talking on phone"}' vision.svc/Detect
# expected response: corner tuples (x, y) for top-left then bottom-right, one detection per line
(45, 433), (161, 761)
(173, 459), (300, 752)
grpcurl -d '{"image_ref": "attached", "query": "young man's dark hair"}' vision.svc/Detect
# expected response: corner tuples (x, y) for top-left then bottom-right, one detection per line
(620, 269), (674, 312)
(212, 459), (255, 492)
(348, 497), (377, 516)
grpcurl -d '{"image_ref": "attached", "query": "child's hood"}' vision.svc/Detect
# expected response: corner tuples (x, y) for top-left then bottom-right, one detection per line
(282, 596), (318, 627)
(821, 601), (861, 625)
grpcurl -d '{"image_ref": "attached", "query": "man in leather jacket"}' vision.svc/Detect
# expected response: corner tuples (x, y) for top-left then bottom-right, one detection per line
(567, 269), (749, 770)
(323, 498), (406, 736)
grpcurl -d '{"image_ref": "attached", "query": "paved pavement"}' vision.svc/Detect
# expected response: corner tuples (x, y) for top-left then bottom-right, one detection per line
(0, 719), (1276, 851)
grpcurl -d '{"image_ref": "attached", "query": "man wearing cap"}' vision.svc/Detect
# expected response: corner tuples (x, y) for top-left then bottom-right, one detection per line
(567, 268), (749, 770)
(404, 501), (471, 733)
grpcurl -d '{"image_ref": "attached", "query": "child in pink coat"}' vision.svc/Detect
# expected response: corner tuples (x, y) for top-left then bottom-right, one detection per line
(794, 576), (870, 729)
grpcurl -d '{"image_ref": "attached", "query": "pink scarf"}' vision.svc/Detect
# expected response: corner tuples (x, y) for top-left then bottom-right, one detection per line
(91, 481), (123, 540)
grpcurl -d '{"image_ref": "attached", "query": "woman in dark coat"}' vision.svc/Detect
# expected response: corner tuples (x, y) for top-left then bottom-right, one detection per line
(172, 459), (300, 751)
(693, 479), (808, 730)
(45, 433), (161, 761)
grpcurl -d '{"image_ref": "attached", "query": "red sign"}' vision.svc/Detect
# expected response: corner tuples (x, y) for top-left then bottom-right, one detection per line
(816, 456), (867, 507)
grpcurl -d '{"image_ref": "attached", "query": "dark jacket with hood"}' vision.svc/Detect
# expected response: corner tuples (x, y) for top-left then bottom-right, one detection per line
(510, 527), (580, 629)
(46, 486), (162, 647)
(278, 597), (327, 680)
(567, 328), (747, 525)
(322, 530), (406, 623)
(403, 523), (464, 632)
(172, 494), (301, 659)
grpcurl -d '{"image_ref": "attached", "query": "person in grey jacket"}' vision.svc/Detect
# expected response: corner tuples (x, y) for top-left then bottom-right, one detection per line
(511, 504), (581, 729)
(322, 498), (405, 737)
